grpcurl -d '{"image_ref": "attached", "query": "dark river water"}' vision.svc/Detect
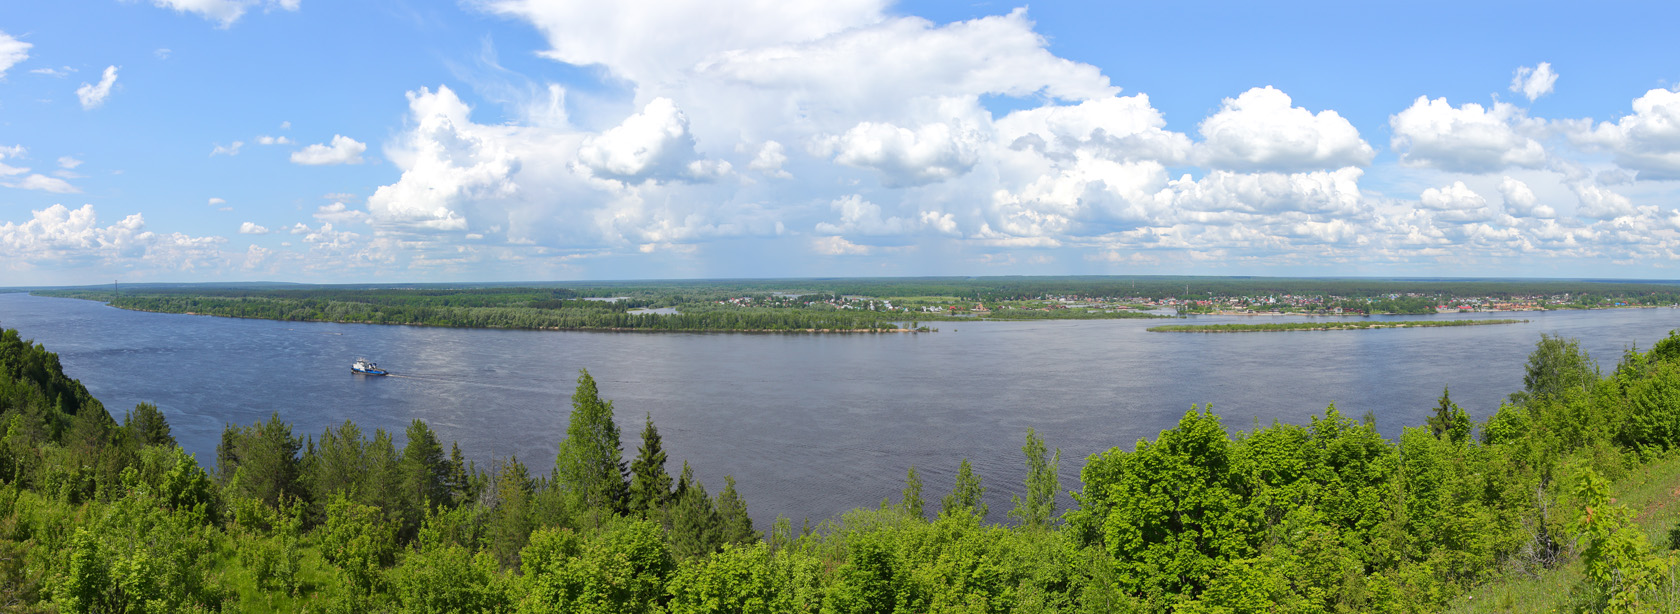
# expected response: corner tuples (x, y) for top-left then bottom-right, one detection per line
(1, 292), (1675, 528)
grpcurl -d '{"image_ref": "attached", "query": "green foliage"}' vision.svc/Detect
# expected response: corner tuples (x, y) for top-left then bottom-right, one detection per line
(1100, 407), (1250, 601)
(488, 456), (536, 570)
(628, 413), (673, 518)
(1513, 333), (1601, 405)
(1009, 428), (1061, 530)
(942, 458), (987, 520)
(400, 419), (452, 517)
(666, 542), (787, 614)
(517, 519), (675, 613)
(1572, 466), (1677, 613)
(901, 465), (924, 521)
(716, 475), (757, 546)
(1426, 387), (1472, 443)
(123, 403), (175, 448)
(825, 532), (902, 614)
(556, 370), (628, 515)
(220, 412), (305, 509)
(667, 462), (724, 560)
(57, 488), (225, 613)
(321, 492), (397, 596)
(390, 511), (512, 614)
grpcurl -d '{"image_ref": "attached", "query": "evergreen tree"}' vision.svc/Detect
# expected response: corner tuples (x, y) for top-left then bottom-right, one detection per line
(901, 465), (924, 520)
(229, 412), (305, 508)
(123, 402), (174, 448)
(308, 420), (367, 508)
(365, 429), (407, 531)
(445, 441), (473, 505)
(554, 369), (628, 514)
(941, 458), (987, 520)
(628, 413), (673, 517)
(400, 419), (450, 515)
(215, 423), (240, 485)
(1426, 387), (1472, 444)
(667, 461), (722, 559)
(715, 475), (755, 545)
(488, 456), (535, 569)
(1009, 428), (1061, 529)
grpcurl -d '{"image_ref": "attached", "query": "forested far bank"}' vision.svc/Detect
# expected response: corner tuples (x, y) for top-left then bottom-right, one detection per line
(3, 325), (1680, 611)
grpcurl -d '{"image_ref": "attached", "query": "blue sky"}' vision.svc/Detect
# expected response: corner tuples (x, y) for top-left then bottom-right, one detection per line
(2, 1), (1680, 285)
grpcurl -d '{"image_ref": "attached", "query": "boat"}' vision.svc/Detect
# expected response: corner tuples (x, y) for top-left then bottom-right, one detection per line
(351, 358), (389, 376)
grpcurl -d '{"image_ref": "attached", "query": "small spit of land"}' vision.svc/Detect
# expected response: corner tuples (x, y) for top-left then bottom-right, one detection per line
(1149, 318), (1529, 333)
(29, 275), (1680, 333)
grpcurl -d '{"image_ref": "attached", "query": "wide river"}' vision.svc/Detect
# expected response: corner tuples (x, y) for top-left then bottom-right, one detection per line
(1, 292), (1675, 528)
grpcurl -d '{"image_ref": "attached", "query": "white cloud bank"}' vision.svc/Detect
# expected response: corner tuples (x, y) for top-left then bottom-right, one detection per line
(34, 4), (1680, 281)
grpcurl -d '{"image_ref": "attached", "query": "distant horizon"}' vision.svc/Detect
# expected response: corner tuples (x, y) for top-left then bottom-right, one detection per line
(5, 2), (1680, 285)
(11, 272), (1680, 293)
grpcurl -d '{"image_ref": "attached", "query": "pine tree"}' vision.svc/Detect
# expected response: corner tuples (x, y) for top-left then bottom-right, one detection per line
(554, 369), (628, 514)
(715, 475), (755, 545)
(123, 402), (175, 448)
(628, 413), (673, 517)
(941, 458), (987, 520)
(901, 465), (924, 520)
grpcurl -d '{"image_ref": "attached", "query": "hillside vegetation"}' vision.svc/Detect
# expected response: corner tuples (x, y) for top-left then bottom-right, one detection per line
(2, 325), (1680, 611)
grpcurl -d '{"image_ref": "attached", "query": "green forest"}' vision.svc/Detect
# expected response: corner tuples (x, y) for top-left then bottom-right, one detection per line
(30, 276), (1680, 335)
(5, 325), (1680, 612)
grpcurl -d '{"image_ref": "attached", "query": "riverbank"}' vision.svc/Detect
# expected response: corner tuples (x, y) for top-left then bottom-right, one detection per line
(1148, 319), (1529, 333)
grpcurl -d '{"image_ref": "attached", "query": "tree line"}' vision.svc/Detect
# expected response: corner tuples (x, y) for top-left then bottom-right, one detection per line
(4, 324), (1680, 611)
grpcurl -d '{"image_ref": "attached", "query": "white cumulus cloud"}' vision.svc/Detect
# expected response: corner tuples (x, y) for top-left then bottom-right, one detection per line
(291, 135), (367, 165)
(1571, 88), (1680, 180)
(1419, 181), (1495, 223)
(0, 204), (224, 271)
(825, 121), (980, 187)
(576, 97), (725, 183)
(1510, 63), (1557, 101)
(257, 135), (293, 145)
(481, 0), (886, 84)
(210, 141), (243, 156)
(238, 222), (270, 234)
(0, 31), (30, 79)
(1389, 97), (1546, 173)
(1497, 176), (1555, 218)
(814, 194), (957, 238)
(1194, 86), (1374, 172)
(995, 94), (1192, 165)
(748, 140), (790, 178)
(77, 66), (119, 110)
